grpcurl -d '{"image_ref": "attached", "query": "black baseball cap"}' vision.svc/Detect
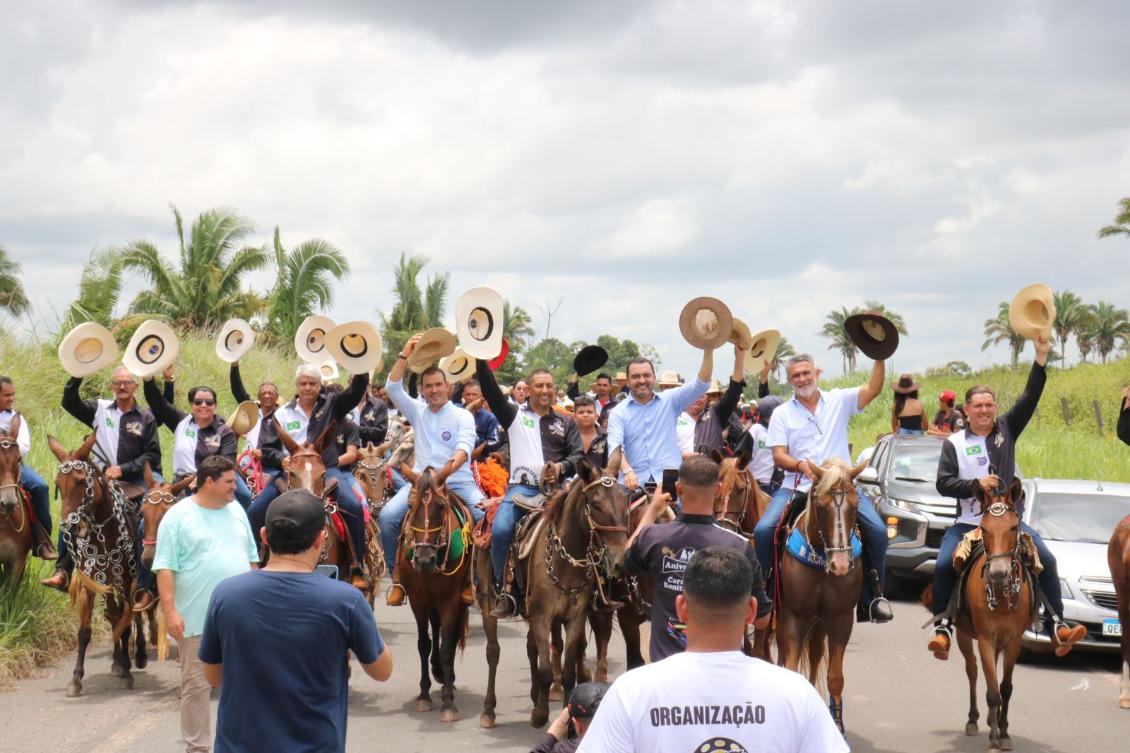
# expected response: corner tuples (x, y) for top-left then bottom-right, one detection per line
(265, 490), (324, 539)
(567, 682), (609, 719)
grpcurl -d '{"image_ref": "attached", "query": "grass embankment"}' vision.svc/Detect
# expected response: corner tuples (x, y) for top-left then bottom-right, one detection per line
(0, 331), (297, 686)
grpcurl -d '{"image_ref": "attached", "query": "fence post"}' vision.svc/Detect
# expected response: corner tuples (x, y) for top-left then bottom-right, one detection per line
(1092, 400), (1104, 435)
(1060, 397), (1071, 426)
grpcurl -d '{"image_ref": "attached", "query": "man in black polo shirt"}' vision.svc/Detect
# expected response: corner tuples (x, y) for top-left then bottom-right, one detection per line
(624, 455), (771, 661)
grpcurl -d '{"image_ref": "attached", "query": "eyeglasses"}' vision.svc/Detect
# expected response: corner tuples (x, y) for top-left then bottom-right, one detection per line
(806, 415), (823, 437)
(111, 380), (136, 387)
(193, 399), (216, 407)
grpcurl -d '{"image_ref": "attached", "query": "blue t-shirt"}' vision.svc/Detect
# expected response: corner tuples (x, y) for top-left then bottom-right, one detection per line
(198, 570), (385, 753)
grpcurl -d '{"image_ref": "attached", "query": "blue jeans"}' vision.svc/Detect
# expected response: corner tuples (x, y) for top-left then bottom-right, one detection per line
(389, 466), (407, 493)
(490, 484), (540, 585)
(19, 464), (51, 537)
(753, 484), (887, 603)
(379, 476), (485, 573)
(234, 474), (252, 510)
(327, 467), (368, 569)
(245, 469), (284, 541)
(932, 522), (1062, 629)
(898, 428), (924, 436)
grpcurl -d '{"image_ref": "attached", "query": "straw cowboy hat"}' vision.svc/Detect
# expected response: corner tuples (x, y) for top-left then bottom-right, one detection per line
(325, 320), (383, 375)
(439, 348), (476, 383)
(745, 329), (781, 376)
(406, 328), (457, 374)
(892, 374), (921, 395)
(844, 312), (899, 361)
(657, 370), (683, 388)
(295, 315), (335, 365)
(58, 322), (120, 378)
(215, 318), (254, 363)
(456, 287), (505, 360)
(319, 358), (339, 382)
(706, 378), (723, 395)
(728, 318), (753, 351)
(122, 320), (179, 378)
(1008, 284), (1056, 341)
(678, 297), (733, 350)
(228, 400), (260, 437)
(573, 345), (608, 377)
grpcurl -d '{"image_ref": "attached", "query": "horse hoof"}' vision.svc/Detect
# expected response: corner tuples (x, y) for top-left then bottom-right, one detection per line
(415, 699), (434, 713)
(531, 710), (549, 728)
(1000, 738), (1013, 751)
(119, 675), (134, 690)
(548, 685), (564, 702)
(441, 707), (459, 723)
(966, 722), (978, 736)
(110, 663), (125, 678)
(135, 653), (148, 670)
(479, 714), (496, 729)
(65, 682), (82, 698)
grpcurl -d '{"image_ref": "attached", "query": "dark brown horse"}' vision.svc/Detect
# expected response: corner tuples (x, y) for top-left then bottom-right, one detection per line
(776, 458), (867, 733)
(397, 467), (471, 723)
(952, 478), (1033, 750)
(0, 415), (33, 585)
(1109, 513), (1130, 710)
(48, 433), (138, 697)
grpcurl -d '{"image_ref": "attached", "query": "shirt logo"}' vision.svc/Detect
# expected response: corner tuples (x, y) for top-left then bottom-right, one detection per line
(287, 421), (301, 431)
(757, 439), (766, 449)
(124, 421), (142, 437)
(977, 456), (988, 466)
(203, 434), (220, 449)
(661, 546), (696, 575)
(184, 428), (196, 439)
(521, 416), (536, 429)
(441, 429), (452, 441)
(965, 445), (982, 456)
(105, 417), (114, 428)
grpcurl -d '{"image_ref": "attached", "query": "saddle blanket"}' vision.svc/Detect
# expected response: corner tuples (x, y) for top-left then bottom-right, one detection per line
(785, 527), (861, 569)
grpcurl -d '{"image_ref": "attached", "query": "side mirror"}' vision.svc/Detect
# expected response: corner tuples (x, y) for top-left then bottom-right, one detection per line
(856, 466), (879, 485)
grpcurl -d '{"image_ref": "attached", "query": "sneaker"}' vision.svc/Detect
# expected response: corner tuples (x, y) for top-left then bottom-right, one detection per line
(1053, 622), (1087, 657)
(489, 592), (517, 618)
(928, 625), (952, 660)
(385, 582), (406, 607)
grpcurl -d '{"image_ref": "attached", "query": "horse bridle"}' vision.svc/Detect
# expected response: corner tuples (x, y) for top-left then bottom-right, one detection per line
(545, 475), (627, 596)
(981, 498), (1023, 611)
(406, 481), (454, 569)
(716, 463), (754, 533)
(141, 489), (179, 547)
(806, 483), (858, 574)
(0, 437), (25, 530)
(57, 458), (137, 591)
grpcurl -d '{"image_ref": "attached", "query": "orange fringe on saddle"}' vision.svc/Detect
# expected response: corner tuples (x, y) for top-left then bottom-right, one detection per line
(476, 459), (509, 498)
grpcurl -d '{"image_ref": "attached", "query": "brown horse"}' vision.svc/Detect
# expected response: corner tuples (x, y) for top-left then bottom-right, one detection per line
(397, 467), (471, 723)
(48, 433), (139, 697)
(1109, 513), (1130, 710)
(775, 458), (867, 733)
(713, 450), (768, 539)
(952, 478), (1033, 750)
(354, 441), (393, 590)
(0, 415), (33, 585)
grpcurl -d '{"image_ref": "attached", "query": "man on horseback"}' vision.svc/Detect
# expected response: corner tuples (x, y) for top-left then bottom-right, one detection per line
(382, 334), (484, 607)
(352, 381), (389, 447)
(474, 359), (583, 618)
(0, 376), (56, 560)
(927, 335), (1087, 659)
(752, 353), (894, 623)
(687, 344), (748, 456)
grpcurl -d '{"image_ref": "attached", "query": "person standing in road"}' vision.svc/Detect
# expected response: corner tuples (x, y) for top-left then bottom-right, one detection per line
(530, 682), (609, 753)
(199, 490), (392, 753)
(152, 456), (259, 753)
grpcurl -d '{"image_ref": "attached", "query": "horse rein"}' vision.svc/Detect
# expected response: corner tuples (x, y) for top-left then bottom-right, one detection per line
(140, 489), (179, 547)
(798, 482), (858, 574)
(545, 475), (626, 598)
(980, 499), (1024, 611)
(715, 464), (754, 533)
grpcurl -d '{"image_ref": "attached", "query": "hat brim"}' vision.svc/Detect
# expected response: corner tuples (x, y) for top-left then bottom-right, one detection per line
(573, 345), (608, 377)
(325, 320), (384, 375)
(122, 320), (180, 378)
(58, 322), (120, 378)
(215, 319), (255, 363)
(727, 318), (753, 351)
(745, 329), (781, 375)
(456, 287), (505, 360)
(295, 315), (336, 365)
(1008, 284), (1057, 341)
(678, 297), (734, 350)
(228, 400), (260, 436)
(406, 328), (457, 373)
(439, 349), (476, 383)
(844, 314), (899, 361)
(892, 382), (921, 394)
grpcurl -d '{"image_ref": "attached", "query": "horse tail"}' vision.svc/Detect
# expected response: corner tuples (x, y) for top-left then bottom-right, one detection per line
(796, 622), (828, 696)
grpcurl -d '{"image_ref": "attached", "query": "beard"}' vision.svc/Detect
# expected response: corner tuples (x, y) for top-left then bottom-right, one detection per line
(794, 383), (818, 400)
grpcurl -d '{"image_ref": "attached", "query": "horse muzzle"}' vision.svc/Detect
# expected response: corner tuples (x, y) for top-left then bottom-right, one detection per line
(825, 552), (855, 577)
(0, 495), (16, 515)
(141, 545), (156, 569)
(987, 557), (1012, 586)
(412, 545), (438, 574)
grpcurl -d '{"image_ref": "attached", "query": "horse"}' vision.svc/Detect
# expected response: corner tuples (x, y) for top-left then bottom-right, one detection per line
(0, 415), (33, 586)
(396, 467), (472, 723)
(775, 458), (868, 733)
(950, 478), (1035, 750)
(712, 450), (768, 540)
(136, 464), (194, 663)
(48, 433), (139, 697)
(1109, 513), (1130, 710)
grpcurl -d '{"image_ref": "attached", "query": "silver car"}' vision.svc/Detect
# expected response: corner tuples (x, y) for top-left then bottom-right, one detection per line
(1021, 478), (1130, 654)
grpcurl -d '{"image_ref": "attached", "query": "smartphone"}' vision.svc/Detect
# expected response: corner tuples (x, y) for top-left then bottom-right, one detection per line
(661, 468), (678, 499)
(315, 564), (339, 579)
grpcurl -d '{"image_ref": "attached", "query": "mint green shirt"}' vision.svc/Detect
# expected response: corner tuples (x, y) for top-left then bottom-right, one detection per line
(151, 498), (258, 637)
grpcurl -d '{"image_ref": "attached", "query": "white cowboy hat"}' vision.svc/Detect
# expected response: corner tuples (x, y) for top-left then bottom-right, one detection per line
(58, 322), (120, 378)
(215, 318), (254, 363)
(406, 328), (457, 374)
(122, 320), (179, 378)
(227, 400), (260, 437)
(657, 370), (683, 388)
(745, 329), (781, 375)
(325, 320), (383, 375)
(1008, 284), (1056, 341)
(439, 348), (476, 383)
(455, 287), (505, 360)
(295, 314), (335, 365)
(678, 297), (734, 350)
(728, 318), (753, 351)
(319, 358), (340, 382)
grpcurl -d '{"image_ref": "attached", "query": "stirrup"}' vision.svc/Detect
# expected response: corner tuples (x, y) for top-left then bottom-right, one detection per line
(385, 582), (406, 606)
(869, 596), (893, 623)
(489, 591), (517, 618)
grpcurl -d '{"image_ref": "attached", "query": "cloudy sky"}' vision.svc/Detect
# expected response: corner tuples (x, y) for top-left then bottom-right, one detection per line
(3, 0), (1129, 380)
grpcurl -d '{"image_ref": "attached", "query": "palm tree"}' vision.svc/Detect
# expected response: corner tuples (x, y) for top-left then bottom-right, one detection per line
(0, 245), (30, 317)
(503, 301), (534, 354)
(61, 248), (127, 331)
(265, 227), (350, 344)
(1087, 301), (1130, 363)
(820, 306), (859, 375)
(1052, 290), (1086, 368)
(769, 335), (796, 380)
(982, 301), (1025, 369)
(1098, 197), (1130, 240)
(377, 252), (449, 361)
(120, 205), (269, 329)
(861, 300), (909, 335)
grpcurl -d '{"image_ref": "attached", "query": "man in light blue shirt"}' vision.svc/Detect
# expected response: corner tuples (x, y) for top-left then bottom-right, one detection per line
(753, 353), (892, 622)
(381, 332), (484, 607)
(608, 349), (715, 490)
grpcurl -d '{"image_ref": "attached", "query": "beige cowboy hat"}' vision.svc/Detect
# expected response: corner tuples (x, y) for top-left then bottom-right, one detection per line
(455, 286), (505, 360)
(1008, 284), (1056, 341)
(319, 358), (340, 383)
(215, 318), (254, 363)
(406, 328), (457, 374)
(678, 297), (734, 350)
(123, 320), (179, 378)
(657, 370), (683, 389)
(228, 400), (260, 437)
(295, 314), (335, 365)
(325, 320), (383, 375)
(58, 322), (120, 378)
(745, 328), (781, 375)
(727, 318), (753, 351)
(706, 378), (724, 395)
(439, 347), (476, 383)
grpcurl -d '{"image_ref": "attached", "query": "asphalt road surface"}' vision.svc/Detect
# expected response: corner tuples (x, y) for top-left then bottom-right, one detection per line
(1, 594), (1125, 753)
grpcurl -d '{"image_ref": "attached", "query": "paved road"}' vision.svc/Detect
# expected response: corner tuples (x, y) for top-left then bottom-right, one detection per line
(1, 594), (1125, 753)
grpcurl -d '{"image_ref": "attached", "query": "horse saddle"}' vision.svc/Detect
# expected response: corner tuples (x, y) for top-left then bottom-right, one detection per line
(784, 527), (862, 569)
(513, 492), (546, 511)
(471, 497), (502, 549)
(515, 513), (549, 562)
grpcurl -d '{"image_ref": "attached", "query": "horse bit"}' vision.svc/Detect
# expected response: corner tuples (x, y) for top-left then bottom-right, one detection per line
(982, 500), (1023, 611)
(545, 475), (626, 599)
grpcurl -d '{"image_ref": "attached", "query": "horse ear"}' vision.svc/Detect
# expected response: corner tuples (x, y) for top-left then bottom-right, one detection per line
(604, 447), (622, 478)
(143, 461), (154, 489)
(76, 432), (98, 462)
(171, 475), (195, 495)
(47, 435), (67, 462)
(736, 449), (752, 471)
(710, 449), (725, 465)
(971, 479), (989, 507)
(807, 459), (825, 482)
(275, 418), (301, 455)
(849, 459), (869, 480)
(1008, 477), (1024, 504)
(400, 464), (419, 485)
(576, 459), (594, 484)
(312, 419), (337, 453)
(6, 413), (20, 440)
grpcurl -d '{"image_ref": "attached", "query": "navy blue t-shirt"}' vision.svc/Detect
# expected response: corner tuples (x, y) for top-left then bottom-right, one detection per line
(199, 570), (384, 753)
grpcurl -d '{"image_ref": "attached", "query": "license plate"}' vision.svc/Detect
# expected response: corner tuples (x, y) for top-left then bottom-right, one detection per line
(1103, 618), (1122, 637)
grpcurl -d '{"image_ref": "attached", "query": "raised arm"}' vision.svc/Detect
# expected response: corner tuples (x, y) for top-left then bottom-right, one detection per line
(712, 374), (746, 427)
(143, 377), (186, 431)
(1004, 337), (1050, 439)
(857, 358), (886, 409)
(61, 377), (97, 428)
(757, 362), (770, 398)
(331, 373), (370, 421)
(229, 364), (251, 404)
(474, 359), (517, 428)
(566, 375), (580, 401)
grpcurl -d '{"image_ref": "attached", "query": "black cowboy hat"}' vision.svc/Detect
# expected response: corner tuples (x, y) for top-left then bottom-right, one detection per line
(573, 345), (608, 377)
(844, 312), (899, 361)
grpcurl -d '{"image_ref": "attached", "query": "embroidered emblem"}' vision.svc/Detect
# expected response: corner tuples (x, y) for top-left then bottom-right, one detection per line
(441, 430), (452, 441)
(203, 434), (220, 449)
(287, 421), (301, 432)
(965, 445), (982, 456)
(124, 421), (143, 437)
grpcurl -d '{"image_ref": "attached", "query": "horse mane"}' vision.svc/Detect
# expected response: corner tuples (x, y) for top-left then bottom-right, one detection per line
(717, 457), (749, 502)
(540, 485), (572, 522)
(812, 458), (852, 498)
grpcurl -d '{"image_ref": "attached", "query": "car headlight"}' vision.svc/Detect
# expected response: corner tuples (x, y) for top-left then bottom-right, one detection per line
(1059, 579), (1073, 600)
(889, 498), (920, 513)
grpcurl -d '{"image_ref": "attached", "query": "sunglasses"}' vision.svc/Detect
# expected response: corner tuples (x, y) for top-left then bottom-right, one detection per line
(193, 399), (216, 407)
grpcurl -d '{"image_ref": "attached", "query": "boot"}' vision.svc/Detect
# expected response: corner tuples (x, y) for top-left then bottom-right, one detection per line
(489, 588), (517, 618)
(461, 583), (476, 606)
(41, 570), (69, 592)
(1053, 621), (1087, 657)
(131, 590), (155, 613)
(33, 523), (57, 560)
(868, 596), (893, 623)
(386, 582), (406, 607)
(350, 567), (367, 591)
(928, 623), (952, 660)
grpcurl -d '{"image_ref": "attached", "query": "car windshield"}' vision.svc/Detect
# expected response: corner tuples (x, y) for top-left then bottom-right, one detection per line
(888, 442), (941, 483)
(1029, 491), (1130, 544)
